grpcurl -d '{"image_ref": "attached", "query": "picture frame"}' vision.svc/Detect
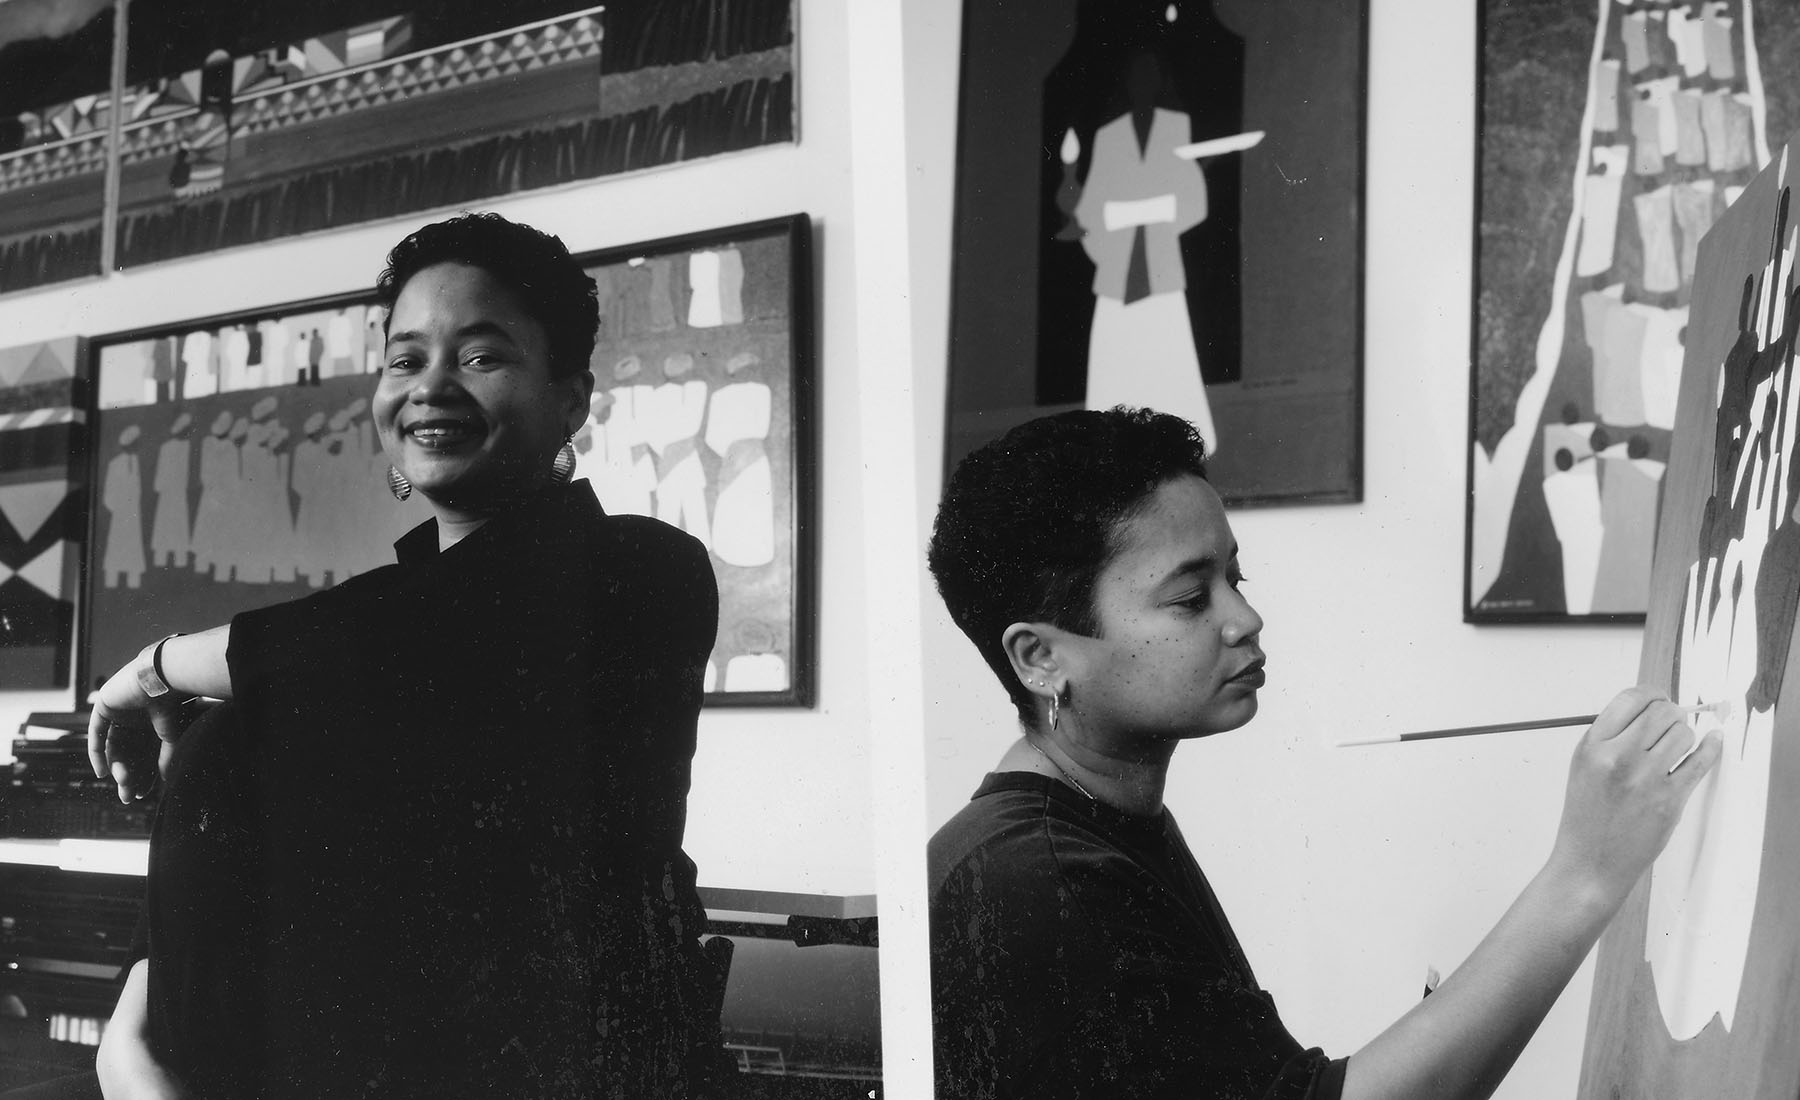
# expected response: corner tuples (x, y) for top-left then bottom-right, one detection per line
(941, 0), (1366, 506)
(80, 213), (816, 708)
(1465, 0), (1800, 623)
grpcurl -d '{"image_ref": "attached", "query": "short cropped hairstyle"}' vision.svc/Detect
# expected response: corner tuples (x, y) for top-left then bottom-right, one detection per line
(375, 212), (599, 379)
(928, 407), (1210, 724)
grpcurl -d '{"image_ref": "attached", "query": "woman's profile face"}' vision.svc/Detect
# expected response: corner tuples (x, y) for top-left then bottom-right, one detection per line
(1063, 473), (1265, 744)
(374, 261), (586, 515)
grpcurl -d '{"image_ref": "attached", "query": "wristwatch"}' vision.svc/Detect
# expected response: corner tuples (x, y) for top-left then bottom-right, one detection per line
(134, 633), (185, 698)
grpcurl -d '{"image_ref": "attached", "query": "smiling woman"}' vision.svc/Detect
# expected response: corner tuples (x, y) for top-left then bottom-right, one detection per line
(72, 213), (727, 1099)
(926, 407), (1723, 1100)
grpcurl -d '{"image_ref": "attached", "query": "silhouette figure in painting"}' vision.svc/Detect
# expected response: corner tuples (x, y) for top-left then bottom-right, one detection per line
(1039, 0), (1251, 443)
(150, 412), (194, 569)
(102, 425), (148, 589)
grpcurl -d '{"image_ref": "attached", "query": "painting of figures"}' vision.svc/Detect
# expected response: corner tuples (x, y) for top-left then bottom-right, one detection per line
(1468, 0), (1800, 621)
(944, 0), (1365, 505)
(1577, 136), (1800, 1100)
(83, 216), (814, 707)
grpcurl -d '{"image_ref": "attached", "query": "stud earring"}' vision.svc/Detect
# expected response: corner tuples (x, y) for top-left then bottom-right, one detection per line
(550, 436), (577, 484)
(386, 464), (413, 501)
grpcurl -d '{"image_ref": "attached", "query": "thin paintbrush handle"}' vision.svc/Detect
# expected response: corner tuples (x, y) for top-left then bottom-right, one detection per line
(1334, 715), (1598, 748)
(1338, 702), (1724, 748)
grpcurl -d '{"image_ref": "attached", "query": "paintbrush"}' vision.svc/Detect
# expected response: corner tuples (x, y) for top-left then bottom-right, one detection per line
(1337, 700), (1732, 748)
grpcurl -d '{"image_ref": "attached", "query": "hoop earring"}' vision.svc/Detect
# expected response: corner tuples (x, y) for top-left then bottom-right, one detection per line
(550, 436), (576, 484)
(386, 465), (413, 501)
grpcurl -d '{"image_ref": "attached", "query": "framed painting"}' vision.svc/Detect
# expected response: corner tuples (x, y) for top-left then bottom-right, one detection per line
(81, 214), (816, 707)
(1466, 0), (1800, 622)
(942, 0), (1365, 505)
(0, 0), (796, 294)
(0, 337), (86, 689)
(1576, 132), (1800, 1100)
(0, 0), (115, 293)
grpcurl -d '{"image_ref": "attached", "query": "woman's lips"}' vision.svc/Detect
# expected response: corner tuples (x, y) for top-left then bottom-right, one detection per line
(1227, 660), (1266, 688)
(405, 421), (482, 448)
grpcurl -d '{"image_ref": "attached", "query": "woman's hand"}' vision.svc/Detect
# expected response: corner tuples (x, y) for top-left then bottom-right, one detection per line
(87, 627), (233, 802)
(1547, 685), (1724, 905)
(87, 660), (190, 804)
(96, 960), (191, 1100)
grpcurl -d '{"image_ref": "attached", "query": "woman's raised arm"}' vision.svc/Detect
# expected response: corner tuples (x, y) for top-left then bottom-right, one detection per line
(1339, 686), (1722, 1100)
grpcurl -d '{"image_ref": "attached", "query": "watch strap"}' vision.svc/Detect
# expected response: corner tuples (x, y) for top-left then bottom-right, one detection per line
(134, 633), (184, 698)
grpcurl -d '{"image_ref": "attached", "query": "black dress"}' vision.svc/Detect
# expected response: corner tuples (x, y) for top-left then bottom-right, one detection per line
(930, 772), (1347, 1100)
(142, 483), (720, 1099)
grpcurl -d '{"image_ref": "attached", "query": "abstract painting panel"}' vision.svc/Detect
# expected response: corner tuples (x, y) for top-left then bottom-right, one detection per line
(1467, 0), (1800, 621)
(0, 1), (113, 292)
(1577, 135), (1800, 1100)
(0, 1), (796, 293)
(84, 215), (815, 707)
(943, 0), (1365, 505)
(0, 337), (86, 689)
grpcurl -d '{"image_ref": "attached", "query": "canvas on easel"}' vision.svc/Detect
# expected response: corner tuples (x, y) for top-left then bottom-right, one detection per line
(1577, 138), (1800, 1099)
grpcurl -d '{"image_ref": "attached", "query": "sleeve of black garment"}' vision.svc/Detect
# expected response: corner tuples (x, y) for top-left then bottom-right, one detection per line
(592, 516), (718, 861)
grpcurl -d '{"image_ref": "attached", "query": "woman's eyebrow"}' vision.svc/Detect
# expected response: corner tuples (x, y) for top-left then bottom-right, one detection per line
(385, 320), (517, 349)
(1155, 543), (1240, 589)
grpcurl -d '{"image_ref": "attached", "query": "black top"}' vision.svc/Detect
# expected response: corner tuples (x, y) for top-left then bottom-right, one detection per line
(930, 772), (1347, 1100)
(141, 482), (721, 1099)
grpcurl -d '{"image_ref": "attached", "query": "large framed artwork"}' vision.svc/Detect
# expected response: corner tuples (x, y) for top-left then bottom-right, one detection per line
(81, 214), (816, 707)
(1466, 0), (1800, 622)
(942, 0), (1366, 505)
(0, 0), (796, 293)
(0, 338), (86, 689)
(1577, 133), (1800, 1100)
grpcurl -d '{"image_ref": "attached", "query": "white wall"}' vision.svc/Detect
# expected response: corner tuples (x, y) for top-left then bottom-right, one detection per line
(908, 2), (1641, 1098)
(0, 0), (874, 899)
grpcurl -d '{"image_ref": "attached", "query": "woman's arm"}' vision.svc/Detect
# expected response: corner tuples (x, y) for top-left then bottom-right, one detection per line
(1339, 686), (1723, 1100)
(95, 960), (190, 1100)
(87, 626), (232, 801)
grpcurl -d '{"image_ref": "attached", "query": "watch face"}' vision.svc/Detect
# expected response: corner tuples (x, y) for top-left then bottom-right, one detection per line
(135, 642), (171, 697)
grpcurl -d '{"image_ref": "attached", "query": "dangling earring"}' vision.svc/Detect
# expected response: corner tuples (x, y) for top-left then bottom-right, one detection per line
(550, 436), (576, 484)
(386, 464), (413, 501)
(1049, 685), (1062, 731)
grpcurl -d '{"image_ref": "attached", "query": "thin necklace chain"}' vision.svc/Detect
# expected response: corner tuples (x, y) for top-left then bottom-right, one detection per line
(1028, 737), (1097, 803)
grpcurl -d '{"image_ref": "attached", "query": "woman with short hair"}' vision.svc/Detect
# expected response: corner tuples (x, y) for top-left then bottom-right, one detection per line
(927, 406), (1719, 1100)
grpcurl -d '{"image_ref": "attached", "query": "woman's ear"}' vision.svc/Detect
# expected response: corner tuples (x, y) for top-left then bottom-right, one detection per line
(564, 369), (596, 436)
(1002, 621), (1065, 701)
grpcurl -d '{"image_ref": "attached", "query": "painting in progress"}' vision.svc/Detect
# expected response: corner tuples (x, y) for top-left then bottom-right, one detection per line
(944, 0), (1363, 505)
(1469, 0), (1800, 621)
(1577, 140), (1800, 1099)
(83, 217), (813, 707)
(0, 338), (85, 689)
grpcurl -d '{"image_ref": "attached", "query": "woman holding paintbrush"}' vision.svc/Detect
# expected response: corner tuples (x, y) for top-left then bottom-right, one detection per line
(926, 406), (1722, 1100)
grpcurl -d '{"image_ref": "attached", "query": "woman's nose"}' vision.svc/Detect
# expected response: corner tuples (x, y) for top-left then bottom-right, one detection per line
(1222, 598), (1264, 646)
(407, 356), (464, 403)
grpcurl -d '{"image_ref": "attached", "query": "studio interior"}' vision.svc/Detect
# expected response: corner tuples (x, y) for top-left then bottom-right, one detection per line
(2, 1), (1794, 1097)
